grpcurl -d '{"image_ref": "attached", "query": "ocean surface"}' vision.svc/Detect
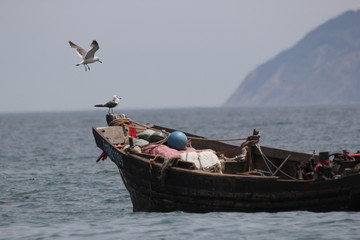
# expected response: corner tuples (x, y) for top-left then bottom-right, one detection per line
(1, 106), (360, 240)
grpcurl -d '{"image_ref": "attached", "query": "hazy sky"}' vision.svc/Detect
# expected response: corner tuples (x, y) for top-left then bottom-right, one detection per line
(1, 0), (359, 113)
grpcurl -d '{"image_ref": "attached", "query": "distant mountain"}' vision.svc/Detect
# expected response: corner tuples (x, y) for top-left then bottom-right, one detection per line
(224, 10), (360, 107)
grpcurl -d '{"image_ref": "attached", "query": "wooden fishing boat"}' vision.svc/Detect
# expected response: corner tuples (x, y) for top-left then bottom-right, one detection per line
(92, 114), (360, 212)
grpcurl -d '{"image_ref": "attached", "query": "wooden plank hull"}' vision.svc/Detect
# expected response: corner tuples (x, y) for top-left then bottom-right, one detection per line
(93, 126), (360, 212)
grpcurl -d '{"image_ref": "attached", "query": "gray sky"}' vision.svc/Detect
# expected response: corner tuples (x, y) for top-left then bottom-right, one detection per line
(1, 0), (359, 113)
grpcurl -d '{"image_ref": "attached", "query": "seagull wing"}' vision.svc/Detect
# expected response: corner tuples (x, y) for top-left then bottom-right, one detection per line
(104, 100), (118, 108)
(69, 41), (87, 59)
(85, 40), (100, 59)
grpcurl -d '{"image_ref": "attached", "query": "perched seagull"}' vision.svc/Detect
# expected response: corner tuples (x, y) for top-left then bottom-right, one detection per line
(69, 40), (102, 71)
(94, 95), (121, 113)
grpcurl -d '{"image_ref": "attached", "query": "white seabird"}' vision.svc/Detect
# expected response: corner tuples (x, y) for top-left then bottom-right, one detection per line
(94, 95), (121, 113)
(69, 40), (102, 71)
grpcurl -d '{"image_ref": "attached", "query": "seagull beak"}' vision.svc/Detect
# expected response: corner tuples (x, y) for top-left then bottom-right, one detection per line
(99, 60), (102, 63)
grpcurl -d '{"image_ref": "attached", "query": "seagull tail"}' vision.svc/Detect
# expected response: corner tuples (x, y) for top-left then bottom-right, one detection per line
(94, 104), (105, 107)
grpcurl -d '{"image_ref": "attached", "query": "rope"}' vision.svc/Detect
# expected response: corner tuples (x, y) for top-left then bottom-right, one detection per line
(122, 123), (147, 130)
(128, 118), (253, 142)
(128, 118), (250, 143)
(273, 154), (291, 175)
(108, 119), (131, 127)
(142, 138), (168, 152)
(188, 136), (248, 142)
(127, 119), (161, 132)
(216, 139), (258, 155)
(255, 143), (296, 180)
(158, 158), (177, 182)
(255, 143), (274, 175)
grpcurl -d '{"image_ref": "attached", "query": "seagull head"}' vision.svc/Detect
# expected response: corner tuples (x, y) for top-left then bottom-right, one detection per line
(112, 95), (121, 104)
(113, 95), (121, 100)
(94, 57), (102, 63)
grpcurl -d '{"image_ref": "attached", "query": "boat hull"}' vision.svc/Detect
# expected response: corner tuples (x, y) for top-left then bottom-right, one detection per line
(122, 154), (360, 212)
(94, 129), (360, 212)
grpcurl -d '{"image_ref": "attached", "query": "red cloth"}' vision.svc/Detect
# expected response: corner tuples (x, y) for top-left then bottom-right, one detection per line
(129, 124), (137, 137)
(320, 159), (330, 165)
(96, 152), (108, 162)
(314, 159), (330, 172)
(142, 144), (196, 158)
(314, 162), (322, 172)
(348, 153), (360, 157)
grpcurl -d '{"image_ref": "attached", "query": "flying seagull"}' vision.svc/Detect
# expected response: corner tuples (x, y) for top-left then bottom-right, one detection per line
(94, 95), (121, 113)
(69, 40), (102, 71)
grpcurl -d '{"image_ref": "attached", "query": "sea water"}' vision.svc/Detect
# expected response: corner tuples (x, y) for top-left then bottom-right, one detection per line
(1, 106), (360, 240)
